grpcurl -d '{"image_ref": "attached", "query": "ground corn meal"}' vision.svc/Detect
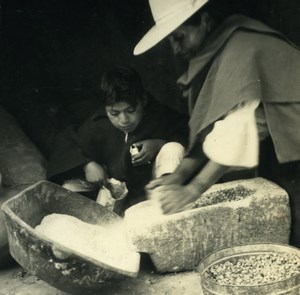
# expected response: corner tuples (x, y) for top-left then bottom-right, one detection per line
(35, 213), (137, 272)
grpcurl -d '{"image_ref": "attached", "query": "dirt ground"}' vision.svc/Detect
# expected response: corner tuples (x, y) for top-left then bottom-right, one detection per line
(0, 254), (204, 295)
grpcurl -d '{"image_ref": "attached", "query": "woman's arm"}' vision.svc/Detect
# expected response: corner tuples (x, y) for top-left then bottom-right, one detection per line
(150, 100), (261, 214)
(147, 141), (205, 188)
(151, 160), (229, 214)
(185, 160), (229, 200)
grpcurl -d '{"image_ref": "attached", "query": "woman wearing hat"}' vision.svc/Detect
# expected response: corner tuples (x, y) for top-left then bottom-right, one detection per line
(134, 0), (300, 247)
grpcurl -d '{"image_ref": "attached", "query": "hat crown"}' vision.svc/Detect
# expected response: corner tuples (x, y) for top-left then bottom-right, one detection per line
(134, 0), (208, 55)
(150, 0), (199, 24)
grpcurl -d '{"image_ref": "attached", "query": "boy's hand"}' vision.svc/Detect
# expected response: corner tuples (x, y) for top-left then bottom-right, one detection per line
(83, 161), (107, 183)
(131, 139), (166, 166)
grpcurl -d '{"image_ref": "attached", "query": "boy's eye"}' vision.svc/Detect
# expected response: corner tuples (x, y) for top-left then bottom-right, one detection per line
(110, 112), (119, 116)
(127, 108), (136, 114)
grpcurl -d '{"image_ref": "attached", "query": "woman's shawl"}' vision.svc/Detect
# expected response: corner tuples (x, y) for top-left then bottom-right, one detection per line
(178, 15), (300, 163)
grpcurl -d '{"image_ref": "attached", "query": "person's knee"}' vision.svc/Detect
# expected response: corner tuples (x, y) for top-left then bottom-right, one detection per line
(154, 142), (185, 178)
(157, 142), (185, 160)
(62, 178), (98, 194)
(62, 182), (75, 191)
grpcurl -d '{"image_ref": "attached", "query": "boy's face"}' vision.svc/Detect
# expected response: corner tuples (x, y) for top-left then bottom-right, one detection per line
(106, 101), (144, 133)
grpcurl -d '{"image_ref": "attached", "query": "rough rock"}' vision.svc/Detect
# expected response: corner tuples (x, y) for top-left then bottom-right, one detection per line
(124, 178), (291, 273)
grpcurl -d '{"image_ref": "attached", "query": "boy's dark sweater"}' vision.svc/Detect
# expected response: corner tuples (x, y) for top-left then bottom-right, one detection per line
(47, 95), (189, 201)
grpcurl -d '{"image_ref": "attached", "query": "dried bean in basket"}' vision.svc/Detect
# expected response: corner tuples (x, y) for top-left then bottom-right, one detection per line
(204, 253), (300, 286)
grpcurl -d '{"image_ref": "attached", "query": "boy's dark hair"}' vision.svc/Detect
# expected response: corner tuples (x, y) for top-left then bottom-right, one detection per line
(100, 66), (145, 107)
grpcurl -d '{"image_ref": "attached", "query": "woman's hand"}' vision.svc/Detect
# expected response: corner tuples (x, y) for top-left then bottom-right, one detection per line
(147, 152), (205, 189)
(83, 161), (107, 183)
(146, 172), (185, 190)
(147, 184), (199, 214)
(131, 139), (166, 166)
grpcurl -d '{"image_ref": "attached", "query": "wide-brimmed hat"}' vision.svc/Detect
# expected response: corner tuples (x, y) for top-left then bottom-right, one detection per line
(134, 0), (209, 55)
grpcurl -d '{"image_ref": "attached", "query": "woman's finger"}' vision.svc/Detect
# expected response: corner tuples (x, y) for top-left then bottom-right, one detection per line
(146, 178), (164, 189)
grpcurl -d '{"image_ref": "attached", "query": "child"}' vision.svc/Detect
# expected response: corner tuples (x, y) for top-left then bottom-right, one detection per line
(47, 66), (188, 208)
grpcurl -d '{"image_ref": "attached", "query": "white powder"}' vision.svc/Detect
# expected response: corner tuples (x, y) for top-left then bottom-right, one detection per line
(35, 213), (139, 273)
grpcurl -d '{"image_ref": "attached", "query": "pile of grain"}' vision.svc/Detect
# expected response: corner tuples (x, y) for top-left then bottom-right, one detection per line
(193, 185), (255, 208)
(204, 252), (300, 286)
(35, 213), (137, 272)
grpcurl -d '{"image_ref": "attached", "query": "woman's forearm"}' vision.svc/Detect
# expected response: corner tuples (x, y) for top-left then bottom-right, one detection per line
(173, 155), (205, 184)
(173, 142), (207, 183)
(185, 160), (230, 198)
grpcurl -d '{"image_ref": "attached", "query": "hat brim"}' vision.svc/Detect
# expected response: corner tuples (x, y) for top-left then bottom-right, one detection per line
(134, 0), (208, 55)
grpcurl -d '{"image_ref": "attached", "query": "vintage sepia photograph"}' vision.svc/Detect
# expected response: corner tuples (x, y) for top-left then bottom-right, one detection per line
(0, 0), (299, 294)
